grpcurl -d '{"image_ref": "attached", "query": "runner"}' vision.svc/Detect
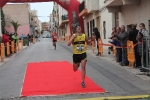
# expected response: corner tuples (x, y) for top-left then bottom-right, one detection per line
(52, 30), (58, 50)
(68, 25), (92, 88)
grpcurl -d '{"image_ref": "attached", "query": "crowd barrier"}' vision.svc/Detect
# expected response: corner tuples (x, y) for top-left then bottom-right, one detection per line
(0, 40), (23, 62)
(96, 39), (150, 69)
(58, 36), (149, 71)
(58, 36), (71, 42)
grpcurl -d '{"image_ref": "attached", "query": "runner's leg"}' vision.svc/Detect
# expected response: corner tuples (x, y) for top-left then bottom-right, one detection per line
(81, 59), (86, 87)
(81, 59), (86, 82)
(54, 42), (56, 50)
(73, 63), (79, 72)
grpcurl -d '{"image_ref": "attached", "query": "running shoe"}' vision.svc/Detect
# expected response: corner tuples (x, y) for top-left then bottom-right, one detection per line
(81, 82), (86, 88)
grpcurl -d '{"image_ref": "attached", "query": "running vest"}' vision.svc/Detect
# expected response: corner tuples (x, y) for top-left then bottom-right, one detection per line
(73, 33), (86, 54)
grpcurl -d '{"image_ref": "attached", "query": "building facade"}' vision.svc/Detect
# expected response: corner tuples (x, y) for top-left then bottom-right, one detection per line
(49, 1), (70, 39)
(79, 0), (114, 46)
(58, 5), (69, 38)
(29, 10), (41, 36)
(105, 0), (150, 32)
(3, 3), (31, 37)
(79, 0), (150, 47)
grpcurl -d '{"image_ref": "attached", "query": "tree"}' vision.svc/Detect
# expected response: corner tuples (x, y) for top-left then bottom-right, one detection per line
(1, 9), (6, 32)
(11, 20), (21, 33)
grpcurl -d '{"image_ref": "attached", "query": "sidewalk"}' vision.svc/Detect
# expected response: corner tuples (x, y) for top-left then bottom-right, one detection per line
(0, 46), (29, 67)
(86, 46), (150, 81)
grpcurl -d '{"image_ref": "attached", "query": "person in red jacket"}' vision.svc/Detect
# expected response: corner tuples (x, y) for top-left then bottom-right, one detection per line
(52, 30), (58, 50)
(2, 30), (11, 57)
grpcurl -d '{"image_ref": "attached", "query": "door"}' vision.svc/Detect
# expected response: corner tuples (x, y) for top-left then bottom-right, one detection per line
(96, 16), (100, 31)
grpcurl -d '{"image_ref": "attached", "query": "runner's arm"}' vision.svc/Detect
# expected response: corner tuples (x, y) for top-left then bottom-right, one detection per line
(68, 35), (75, 46)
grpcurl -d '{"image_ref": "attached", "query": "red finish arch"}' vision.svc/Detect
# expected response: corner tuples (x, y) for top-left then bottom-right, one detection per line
(0, 0), (84, 34)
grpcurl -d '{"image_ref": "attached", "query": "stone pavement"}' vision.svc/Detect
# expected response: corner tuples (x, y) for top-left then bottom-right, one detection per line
(86, 46), (150, 81)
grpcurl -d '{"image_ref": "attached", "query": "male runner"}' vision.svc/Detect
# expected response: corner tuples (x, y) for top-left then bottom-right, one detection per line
(68, 25), (92, 88)
(52, 30), (58, 50)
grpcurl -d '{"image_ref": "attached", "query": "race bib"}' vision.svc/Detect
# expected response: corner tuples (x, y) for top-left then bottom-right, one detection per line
(54, 36), (57, 39)
(76, 44), (84, 52)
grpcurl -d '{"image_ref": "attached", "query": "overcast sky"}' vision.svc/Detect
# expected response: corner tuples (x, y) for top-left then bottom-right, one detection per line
(30, 2), (53, 22)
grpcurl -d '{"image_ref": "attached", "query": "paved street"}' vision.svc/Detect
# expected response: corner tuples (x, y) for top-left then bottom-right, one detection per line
(0, 38), (150, 100)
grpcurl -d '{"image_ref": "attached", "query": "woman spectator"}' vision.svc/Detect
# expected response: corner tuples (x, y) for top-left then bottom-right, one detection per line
(93, 27), (101, 56)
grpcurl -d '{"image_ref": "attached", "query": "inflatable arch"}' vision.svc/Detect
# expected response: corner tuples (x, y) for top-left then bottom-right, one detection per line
(0, 0), (84, 35)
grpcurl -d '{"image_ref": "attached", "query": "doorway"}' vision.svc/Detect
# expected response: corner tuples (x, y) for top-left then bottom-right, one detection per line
(96, 16), (100, 31)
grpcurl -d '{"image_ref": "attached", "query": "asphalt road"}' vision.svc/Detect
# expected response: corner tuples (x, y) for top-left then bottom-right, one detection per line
(0, 38), (150, 100)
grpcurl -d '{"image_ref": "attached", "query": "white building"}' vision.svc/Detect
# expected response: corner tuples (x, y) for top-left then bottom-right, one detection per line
(79, 0), (114, 46)
(58, 5), (70, 38)
(79, 0), (150, 48)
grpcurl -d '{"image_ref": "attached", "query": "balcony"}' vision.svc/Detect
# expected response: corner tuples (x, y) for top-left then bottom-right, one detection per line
(105, 0), (140, 6)
(79, 1), (88, 17)
(104, 0), (140, 13)
(87, 0), (99, 13)
(59, 15), (69, 28)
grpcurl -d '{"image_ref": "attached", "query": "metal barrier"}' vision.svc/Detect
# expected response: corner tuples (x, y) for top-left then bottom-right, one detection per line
(142, 38), (150, 74)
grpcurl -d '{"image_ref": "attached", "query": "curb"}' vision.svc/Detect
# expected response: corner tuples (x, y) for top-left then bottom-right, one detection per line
(75, 94), (150, 100)
(86, 48), (150, 81)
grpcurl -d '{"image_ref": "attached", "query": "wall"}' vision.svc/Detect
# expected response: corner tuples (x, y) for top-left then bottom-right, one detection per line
(3, 4), (30, 36)
(100, 9), (114, 46)
(119, 0), (150, 30)
(5, 25), (29, 37)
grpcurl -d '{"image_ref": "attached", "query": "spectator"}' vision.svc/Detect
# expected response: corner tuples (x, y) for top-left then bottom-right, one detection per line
(108, 27), (117, 53)
(139, 23), (149, 72)
(93, 27), (101, 56)
(2, 30), (11, 57)
(116, 27), (122, 62)
(19, 34), (24, 40)
(109, 27), (116, 39)
(139, 23), (149, 38)
(7, 32), (13, 56)
(117, 25), (129, 66)
(129, 24), (141, 68)
(12, 33), (19, 53)
(109, 30), (121, 62)
(27, 34), (32, 43)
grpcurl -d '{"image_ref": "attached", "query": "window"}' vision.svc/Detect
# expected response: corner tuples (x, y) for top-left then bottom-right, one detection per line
(90, 20), (93, 37)
(103, 21), (106, 39)
(87, 22), (89, 37)
(148, 20), (150, 32)
(93, 19), (95, 28)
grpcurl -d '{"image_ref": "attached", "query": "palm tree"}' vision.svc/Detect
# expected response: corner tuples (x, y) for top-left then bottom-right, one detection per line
(11, 20), (21, 33)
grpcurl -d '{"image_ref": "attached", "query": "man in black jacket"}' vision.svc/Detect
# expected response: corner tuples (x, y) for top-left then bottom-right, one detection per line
(129, 24), (141, 68)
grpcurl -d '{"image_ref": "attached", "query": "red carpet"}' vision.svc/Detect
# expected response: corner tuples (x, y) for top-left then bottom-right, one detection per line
(21, 61), (105, 96)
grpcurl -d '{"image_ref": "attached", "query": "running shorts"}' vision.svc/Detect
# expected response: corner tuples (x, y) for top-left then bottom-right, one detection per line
(53, 40), (57, 42)
(73, 53), (87, 63)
